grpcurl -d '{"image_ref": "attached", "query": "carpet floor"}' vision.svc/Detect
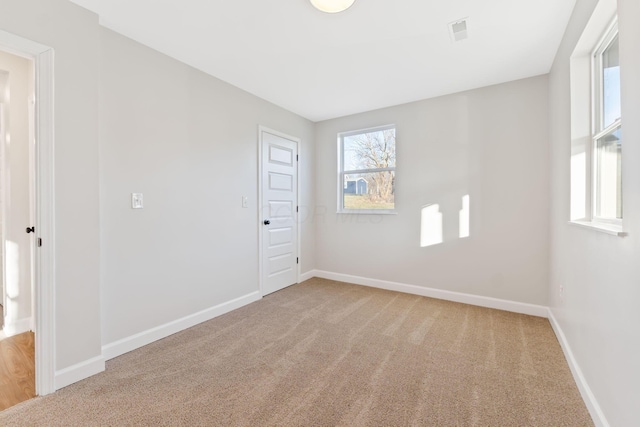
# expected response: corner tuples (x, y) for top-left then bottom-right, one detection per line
(0, 278), (593, 426)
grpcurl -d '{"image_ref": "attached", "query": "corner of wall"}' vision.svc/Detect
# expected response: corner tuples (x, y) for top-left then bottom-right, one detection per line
(547, 309), (610, 427)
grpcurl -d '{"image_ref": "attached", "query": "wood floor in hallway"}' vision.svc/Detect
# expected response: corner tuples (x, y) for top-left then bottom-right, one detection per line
(0, 332), (36, 411)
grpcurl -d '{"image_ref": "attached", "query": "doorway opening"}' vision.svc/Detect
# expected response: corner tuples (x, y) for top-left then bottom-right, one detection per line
(0, 44), (37, 411)
(0, 49), (35, 340)
(0, 29), (55, 401)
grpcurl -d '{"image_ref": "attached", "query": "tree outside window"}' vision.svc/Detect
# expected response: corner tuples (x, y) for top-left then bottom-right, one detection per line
(339, 125), (396, 213)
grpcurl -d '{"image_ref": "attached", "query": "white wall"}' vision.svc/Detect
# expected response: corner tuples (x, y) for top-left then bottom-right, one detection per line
(315, 76), (550, 305)
(1, 0), (105, 372)
(549, 0), (640, 425)
(98, 31), (315, 345)
(0, 50), (33, 335)
(0, 0), (316, 380)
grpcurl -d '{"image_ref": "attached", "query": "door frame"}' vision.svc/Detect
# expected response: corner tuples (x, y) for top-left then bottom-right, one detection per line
(0, 30), (56, 396)
(257, 126), (301, 296)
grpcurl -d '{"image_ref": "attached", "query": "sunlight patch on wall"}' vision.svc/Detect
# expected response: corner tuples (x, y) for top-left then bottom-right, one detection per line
(420, 204), (443, 247)
(459, 195), (470, 238)
(421, 194), (471, 247)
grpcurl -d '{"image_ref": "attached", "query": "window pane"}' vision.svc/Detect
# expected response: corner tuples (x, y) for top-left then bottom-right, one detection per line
(602, 35), (621, 128)
(595, 126), (622, 219)
(343, 172), (395, 210)
(343, 128), (396, 171)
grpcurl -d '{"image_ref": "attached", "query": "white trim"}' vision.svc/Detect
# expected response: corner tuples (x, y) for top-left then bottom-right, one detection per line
(593, 118), (621, 142)
(102, 291), (261, 361)
(257, 126), (301, 294)
(591, 20), (619, 136)
(297, 135), (302, 283)
(307, 270), (548, 317)
(54, 355), (105, 390)
(299, 270), (315, 282)
(585, 12), (621, 225)
(0, 88), (6, 335)
(343, 166), (395, 174)
(336, 210), (398, 215)
(0, 30), (56, 396)
(548, 309), (609, 427)
(258, 127), (264, 293)
(2, 316), (32, 337)
(568, 220), (627, 237)
(34, 47), (56, 396)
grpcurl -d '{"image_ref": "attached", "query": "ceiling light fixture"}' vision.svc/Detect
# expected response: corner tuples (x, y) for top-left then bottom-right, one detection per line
(310, 0), (356, 14)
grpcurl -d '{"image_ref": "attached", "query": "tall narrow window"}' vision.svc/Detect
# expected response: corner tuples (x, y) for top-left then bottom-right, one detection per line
(338, 125), (396, 213)
(593, 23), (622, 222)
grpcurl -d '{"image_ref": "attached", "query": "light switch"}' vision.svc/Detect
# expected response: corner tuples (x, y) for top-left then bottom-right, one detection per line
(131, 193), (144, 209)
(242, 196), (248, 208)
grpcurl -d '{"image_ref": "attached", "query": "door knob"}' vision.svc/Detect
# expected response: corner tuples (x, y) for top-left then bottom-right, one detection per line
(263, 220), (270, 225)
(26, 226), (35, 234)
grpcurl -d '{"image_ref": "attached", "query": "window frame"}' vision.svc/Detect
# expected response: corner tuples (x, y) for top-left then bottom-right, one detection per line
(337, 124), (397, 214)
(590, 20), (622, 226)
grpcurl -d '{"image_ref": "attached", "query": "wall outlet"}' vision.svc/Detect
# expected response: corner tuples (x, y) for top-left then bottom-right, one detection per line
(559, 285), (564, 302)
(242, 196), (248, 208)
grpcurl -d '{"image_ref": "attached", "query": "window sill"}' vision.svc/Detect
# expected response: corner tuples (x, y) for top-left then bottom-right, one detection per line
(568, 220), (628, 237)
(337, 210), (398, 215)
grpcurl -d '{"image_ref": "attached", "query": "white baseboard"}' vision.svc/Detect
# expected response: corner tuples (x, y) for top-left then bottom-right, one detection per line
(547, 309), (609, 427)
(2, 316), (32, 337)
(102, 291), (262, 361)
(299, 270), (315, 282)
(55, 355), (105, 390)
(308, 270), (548, 318)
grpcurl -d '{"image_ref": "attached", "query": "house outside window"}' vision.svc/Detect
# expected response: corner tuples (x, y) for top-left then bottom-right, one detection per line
(338, 125), (396, 213)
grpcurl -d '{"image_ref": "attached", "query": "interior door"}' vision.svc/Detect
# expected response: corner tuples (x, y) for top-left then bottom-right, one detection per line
(260, 128), (298, 296)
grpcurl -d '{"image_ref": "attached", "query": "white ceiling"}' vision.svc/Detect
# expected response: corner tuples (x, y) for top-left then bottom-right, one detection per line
(70, 0), (576, 122)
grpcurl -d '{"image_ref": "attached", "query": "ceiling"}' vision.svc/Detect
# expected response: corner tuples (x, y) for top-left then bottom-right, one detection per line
(70, 0), (576, 122)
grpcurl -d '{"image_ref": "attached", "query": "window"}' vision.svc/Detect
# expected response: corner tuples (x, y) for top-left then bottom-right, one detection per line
(338, 125), (396, 213)
(569, 3), (624, 235)
(592, 23), (622, 222)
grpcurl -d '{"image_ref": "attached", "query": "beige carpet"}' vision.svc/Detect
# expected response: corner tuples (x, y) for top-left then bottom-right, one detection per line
(0, 278), (593, 426)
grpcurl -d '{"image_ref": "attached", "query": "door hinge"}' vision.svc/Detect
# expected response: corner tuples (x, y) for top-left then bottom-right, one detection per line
(38, 238), (42, 247)
(296, 206), (299, 213)
(296, 154), (299, 161)
(297, 257), (299, 264)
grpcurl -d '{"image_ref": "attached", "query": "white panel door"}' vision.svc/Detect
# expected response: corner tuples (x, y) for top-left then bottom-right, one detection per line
(261, 129), (298, 296)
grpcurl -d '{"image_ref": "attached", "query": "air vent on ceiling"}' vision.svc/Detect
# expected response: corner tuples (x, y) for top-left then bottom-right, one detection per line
(449, 18), (469, 42)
